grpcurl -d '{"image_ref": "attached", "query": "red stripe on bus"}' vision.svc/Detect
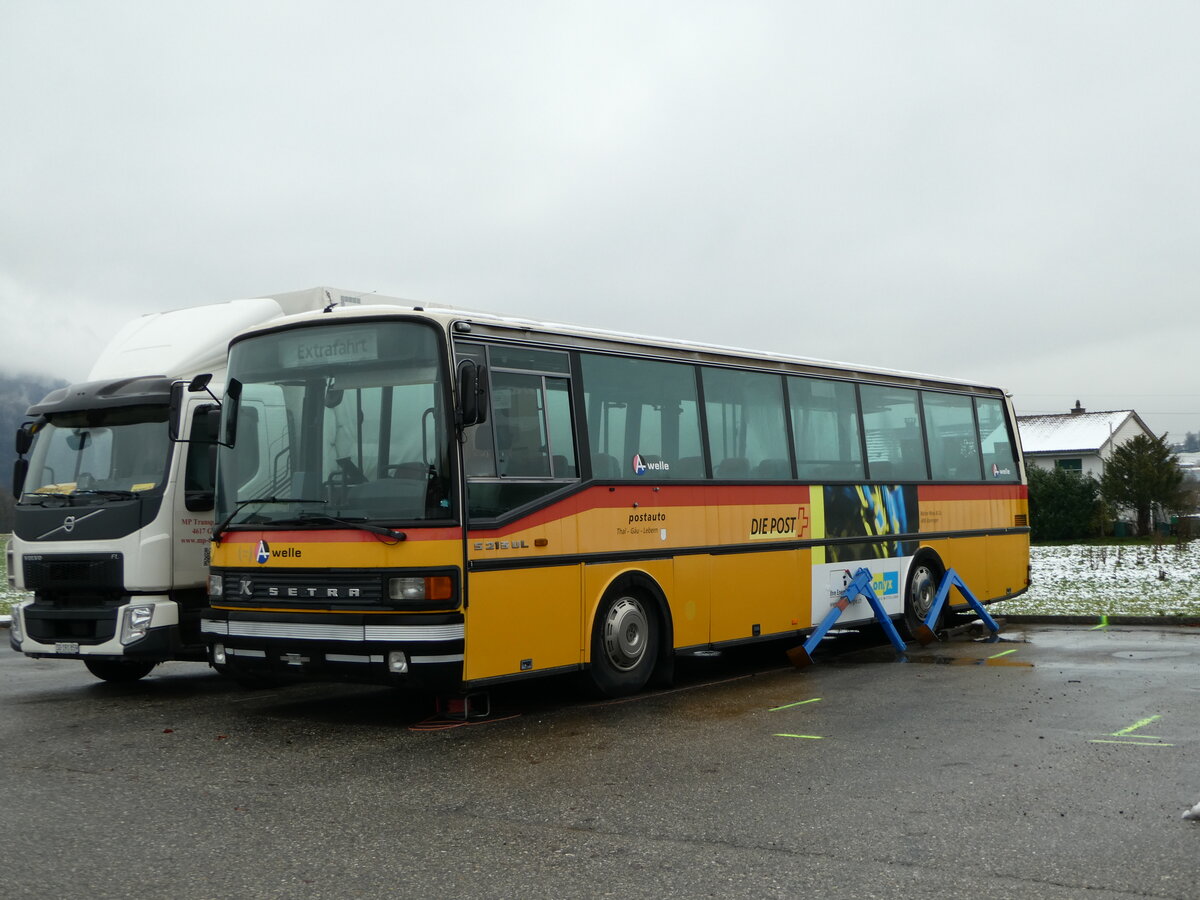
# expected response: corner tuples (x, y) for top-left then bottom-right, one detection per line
(218, 528), (462, 543)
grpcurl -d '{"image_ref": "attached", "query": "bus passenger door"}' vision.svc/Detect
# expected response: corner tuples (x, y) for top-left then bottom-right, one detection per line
(458, 345), (584, 683)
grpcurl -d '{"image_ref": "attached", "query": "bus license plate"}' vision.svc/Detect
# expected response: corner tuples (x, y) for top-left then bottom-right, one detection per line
(55, 642), (80, 654)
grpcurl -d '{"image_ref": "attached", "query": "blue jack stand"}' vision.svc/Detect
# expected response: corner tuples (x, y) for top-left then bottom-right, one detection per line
(913, 567), (1000, 646)
(788, 567), (908, 668)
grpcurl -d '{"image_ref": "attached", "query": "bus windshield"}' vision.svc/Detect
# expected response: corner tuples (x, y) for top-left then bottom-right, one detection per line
(214, 319), (453, 529)
(20, 405), (171, 502)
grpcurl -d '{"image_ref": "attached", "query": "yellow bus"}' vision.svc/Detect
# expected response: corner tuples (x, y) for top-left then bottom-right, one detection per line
(201, 304), (1029, 697)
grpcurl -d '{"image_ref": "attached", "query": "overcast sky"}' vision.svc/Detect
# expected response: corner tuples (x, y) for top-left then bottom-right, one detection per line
(2, 1), (1198, 438)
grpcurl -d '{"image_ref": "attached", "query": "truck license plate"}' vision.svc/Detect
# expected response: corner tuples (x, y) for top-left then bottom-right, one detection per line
(55, 642), (80, 654)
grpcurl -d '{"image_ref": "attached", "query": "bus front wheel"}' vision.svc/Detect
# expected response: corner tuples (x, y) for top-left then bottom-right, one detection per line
(903, 555), (944, 639)
(588, 588), (659, 698)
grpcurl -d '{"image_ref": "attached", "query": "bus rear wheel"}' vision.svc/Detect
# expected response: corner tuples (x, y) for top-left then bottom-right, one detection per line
(588, 588), (659, 698)
(903, 555), (944, 639)
(83, 659), (157, 683)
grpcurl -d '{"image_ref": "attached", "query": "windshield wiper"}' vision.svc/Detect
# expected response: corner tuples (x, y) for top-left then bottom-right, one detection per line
(293, 512), (407, 544)
(211, 497), (326, 544)
(20, 492), (73, 507)
(21, 489), (138, 507)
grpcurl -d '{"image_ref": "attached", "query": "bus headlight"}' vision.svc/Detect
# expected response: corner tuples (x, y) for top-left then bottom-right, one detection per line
(120, 605), (154, 645)
(388, 576), (453, 603)
(208, 574), (223, 599)
(212, 643), (227, 665)
(387, 651), (408, 673)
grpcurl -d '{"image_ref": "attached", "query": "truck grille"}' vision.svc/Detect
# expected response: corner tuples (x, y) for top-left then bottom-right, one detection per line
(23, 554), (124, 592)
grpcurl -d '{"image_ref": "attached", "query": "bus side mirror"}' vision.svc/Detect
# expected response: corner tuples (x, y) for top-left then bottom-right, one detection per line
(12, 458), (28, 499)
(456, 360), (489, 427)
(223, 379), (243, 447)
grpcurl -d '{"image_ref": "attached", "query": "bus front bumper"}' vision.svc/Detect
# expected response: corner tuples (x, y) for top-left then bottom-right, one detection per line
(201, 611), (465, 688)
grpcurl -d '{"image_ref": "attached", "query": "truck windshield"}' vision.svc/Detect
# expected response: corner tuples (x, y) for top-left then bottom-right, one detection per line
(214, 319), (454, 530)
(20, 405), (171, 502)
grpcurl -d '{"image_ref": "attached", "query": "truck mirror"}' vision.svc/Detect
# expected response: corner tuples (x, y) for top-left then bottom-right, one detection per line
(15, 422), (35, 456)
(12, 458), (28, 498)
(456, 360), (489, 427)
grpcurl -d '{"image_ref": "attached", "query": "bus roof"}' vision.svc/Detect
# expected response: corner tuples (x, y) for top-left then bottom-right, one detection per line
(229, 300), (1010, 396)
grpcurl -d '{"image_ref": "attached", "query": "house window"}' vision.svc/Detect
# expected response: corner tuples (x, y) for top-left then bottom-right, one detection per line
(1056, 458), (1083, 472)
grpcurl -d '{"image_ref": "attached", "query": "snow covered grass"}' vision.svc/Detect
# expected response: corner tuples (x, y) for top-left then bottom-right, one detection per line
(991, 541), (1200, 618)
(3, 535), (1198, 620)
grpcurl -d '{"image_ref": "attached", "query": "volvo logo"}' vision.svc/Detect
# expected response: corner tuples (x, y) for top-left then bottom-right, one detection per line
(36, 508), (105, 541)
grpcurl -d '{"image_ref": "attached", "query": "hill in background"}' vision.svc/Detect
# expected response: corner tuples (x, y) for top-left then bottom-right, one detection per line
(0, 372), (68, 531)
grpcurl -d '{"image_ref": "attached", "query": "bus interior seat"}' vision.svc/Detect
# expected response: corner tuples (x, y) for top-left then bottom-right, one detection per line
(345, 477), (424, 506)
(501, 451), (549, 477)
(755, 458), (791, 478)
(716, 457), (750, 477)
(386, 461), (429, 480)
(551, 455), (577, 478)
(591, 454), (621, 478)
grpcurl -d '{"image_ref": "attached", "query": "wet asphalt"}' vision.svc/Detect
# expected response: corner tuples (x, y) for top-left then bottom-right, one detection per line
(3, 621), (1199, 899)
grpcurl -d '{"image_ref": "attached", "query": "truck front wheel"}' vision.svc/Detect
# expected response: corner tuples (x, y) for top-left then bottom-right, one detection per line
(83, 659), (157, 683)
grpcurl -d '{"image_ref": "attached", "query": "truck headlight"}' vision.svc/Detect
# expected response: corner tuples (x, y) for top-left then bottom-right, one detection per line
(6, 540), (15, 590)
(120, 604), (154, 645)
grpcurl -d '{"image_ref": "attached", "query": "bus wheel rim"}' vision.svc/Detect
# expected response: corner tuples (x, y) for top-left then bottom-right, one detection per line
(911, 565), (936, 619)
(603, 596), (648, 671)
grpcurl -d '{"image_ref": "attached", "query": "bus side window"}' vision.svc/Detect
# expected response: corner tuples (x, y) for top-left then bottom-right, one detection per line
(493, 373), (552, 478)
(789, 376), (865, 482)
(976, 397), (1020, 482)
(580, 354), (703, 480)
(860, 385), (928, 482)
(922, 392), (982, 481)
(701, 367), (790, 480)
(463, 345), (579, 520)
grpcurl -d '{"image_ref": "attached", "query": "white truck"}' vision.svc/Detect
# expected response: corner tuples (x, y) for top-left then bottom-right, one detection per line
(7, 287), (414, 681)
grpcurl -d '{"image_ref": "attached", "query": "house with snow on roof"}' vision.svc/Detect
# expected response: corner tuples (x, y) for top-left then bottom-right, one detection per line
(1016, 401), (1156, 479)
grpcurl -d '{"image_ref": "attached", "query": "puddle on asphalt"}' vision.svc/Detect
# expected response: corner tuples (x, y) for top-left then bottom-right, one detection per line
(1111, 650), (1192, 660)
(974, 634), (1027, 645)
(903, 654), (1034, 668)
(833, 645), (1034, 668)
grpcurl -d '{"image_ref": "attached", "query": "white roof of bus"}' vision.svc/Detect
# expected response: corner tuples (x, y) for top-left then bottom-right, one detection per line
(230, 296), (1007, 394)
(87, 288), (420, 382)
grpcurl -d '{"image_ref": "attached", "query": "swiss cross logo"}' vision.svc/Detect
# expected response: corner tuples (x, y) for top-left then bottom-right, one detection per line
(797, 506), (810, 538)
